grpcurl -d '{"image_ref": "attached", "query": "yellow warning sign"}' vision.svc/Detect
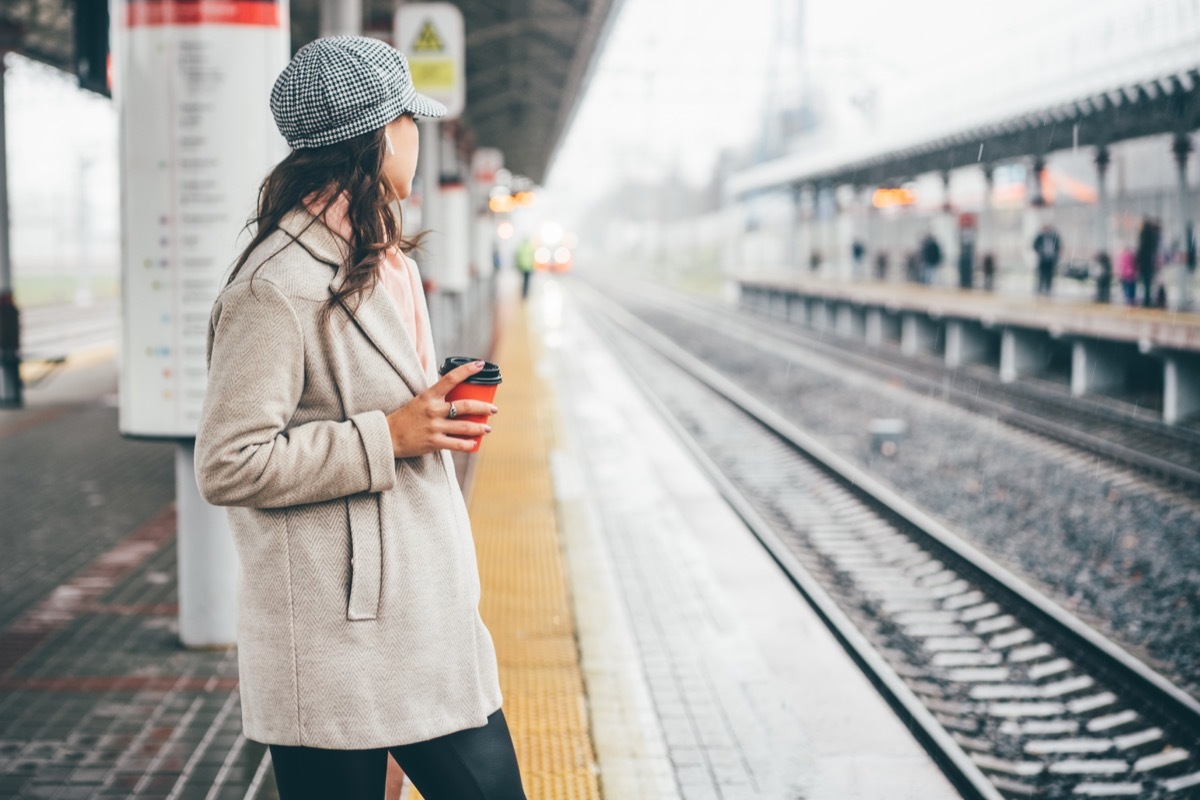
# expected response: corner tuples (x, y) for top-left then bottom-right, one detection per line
(412, 21), (444, 53)
(410, 61), (456, 90)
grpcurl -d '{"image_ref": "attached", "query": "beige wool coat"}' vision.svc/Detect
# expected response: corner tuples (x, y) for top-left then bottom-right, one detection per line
(194, 209), (502, 749)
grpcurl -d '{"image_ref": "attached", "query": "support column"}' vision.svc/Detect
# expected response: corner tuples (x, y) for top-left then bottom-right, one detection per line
(786, 293), (807, 325)
(835, 304), (863, 339)
(901, 313), (938, 356)
(1000, 327), (1042, 383)
(810, 300), (829, 332)
(981, 165), (997, 292)
(418, 119), (443, 341)
(0, 54), (20, 407)
(1094, 146), (1113, 304)
(933, 170), (955, 288)
(945, 320), (989, 368)
(175, 443), (238, 645)
(1164, 355), (1200, 425)
(1071, 340), (1124, 397)
(320, 0), (361, 36)
(865, 307), (883, 347)
(1094, 147), (1112, 259)
(1172, 134), (1194, 311)
(1030, 156), (1047, 207)
(789, 183), (803, 269)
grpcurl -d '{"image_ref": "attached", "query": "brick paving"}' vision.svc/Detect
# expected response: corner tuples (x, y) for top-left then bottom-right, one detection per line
(0, 369), (274, 799)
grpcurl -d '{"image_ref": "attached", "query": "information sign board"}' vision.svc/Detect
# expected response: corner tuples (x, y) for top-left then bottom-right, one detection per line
(115, 0), (289, 438)
(395, 3), (465, 119)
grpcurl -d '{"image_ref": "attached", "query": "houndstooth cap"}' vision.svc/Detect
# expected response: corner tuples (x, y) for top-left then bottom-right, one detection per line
(270, 36), (448, 150)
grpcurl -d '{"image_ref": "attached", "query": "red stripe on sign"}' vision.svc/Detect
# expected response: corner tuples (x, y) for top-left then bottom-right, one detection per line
(126, 0), (280, 27)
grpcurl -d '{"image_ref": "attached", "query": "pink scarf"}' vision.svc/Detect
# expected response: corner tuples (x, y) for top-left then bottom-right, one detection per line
(305, 193), (435, 379)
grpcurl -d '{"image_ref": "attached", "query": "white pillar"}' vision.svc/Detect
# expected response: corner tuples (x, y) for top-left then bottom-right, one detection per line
(945, 320), (989, 368)
(902, 313), (938, 356)
(1164, 355), (1200, 425)
(786, 293), (807, 325)
(836, 304), (862, 339)
(981, 165), (997, 291)
(1071, 340), (1125, 398)
(1000, 328), (1042, 383)
(114, 0), (287, 646)
(811, 300), (829, 332)
(789, 184), (803, 269)
(175, 443), (238, 646)
(320, 0), (361, 36)
(865, 307), (883, 347)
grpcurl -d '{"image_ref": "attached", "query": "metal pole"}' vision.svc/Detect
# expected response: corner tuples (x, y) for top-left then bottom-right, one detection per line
(175, 442), (238, 646)
(0, 54), (21, 408)
(1173, 134), (1194, 311)
(1095, 147), (1111, 255)
(419, 119), (442, 343)
(319, 0), (361, 37)
(1094, 146), (1112, 305)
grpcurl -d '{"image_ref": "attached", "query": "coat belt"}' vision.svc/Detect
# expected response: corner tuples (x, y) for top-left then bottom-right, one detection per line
(346, 494), (382, 621)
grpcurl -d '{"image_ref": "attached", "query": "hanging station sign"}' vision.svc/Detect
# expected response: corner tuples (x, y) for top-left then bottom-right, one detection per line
(395, 3), (465, 119)
(115, 0), (289, 438)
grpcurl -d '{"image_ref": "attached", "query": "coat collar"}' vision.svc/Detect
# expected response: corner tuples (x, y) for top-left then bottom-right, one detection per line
(277, 209), (430, 396)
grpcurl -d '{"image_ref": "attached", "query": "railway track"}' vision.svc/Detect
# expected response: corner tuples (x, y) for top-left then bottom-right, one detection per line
(597, 279), (1200, 493)
(573, 282), (1200, 799)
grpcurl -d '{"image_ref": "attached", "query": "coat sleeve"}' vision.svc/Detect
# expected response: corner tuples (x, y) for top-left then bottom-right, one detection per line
(194, 278), (397, 508)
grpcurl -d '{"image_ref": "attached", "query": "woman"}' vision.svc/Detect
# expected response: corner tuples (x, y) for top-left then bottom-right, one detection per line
(194, 36), (526, 800)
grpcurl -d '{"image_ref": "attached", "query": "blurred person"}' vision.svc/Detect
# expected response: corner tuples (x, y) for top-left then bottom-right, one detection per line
(851, 238), (867, 278)
(874, 252), (889, 281)
(515, 237), (535, 299)
(1136, 216), (1161, 308)
(1032, 223), (1061, 296)
(1118, 244), (1138, 306)
(905, 251), (920, 283)
(919, 232), (942, 285)
(981, 253), (996, 292)
(1094, 251), (1113, 304)
(193, 37), (525, 800)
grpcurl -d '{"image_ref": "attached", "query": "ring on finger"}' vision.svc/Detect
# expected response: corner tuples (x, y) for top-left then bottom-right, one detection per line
(448, 402), (458, 420)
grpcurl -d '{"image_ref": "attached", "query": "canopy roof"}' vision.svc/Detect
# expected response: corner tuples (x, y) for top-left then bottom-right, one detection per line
(2, 0), (622, 183)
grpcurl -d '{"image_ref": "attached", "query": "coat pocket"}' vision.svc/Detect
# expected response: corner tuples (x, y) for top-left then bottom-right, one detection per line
(345, 494), (383, 621)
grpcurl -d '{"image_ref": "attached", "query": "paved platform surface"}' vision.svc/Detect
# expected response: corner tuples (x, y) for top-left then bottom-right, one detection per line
(0, 287), (961, 799)
(740, 273), (1200, 351)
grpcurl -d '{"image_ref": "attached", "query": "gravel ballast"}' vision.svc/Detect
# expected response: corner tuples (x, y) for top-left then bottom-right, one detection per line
(615, 298), (1200, 702)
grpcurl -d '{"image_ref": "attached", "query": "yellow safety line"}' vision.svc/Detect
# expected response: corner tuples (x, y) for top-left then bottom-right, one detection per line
(412, 302), (600, 799)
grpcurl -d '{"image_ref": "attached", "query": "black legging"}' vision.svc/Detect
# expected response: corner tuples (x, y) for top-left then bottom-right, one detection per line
(268, 709), (526, 800)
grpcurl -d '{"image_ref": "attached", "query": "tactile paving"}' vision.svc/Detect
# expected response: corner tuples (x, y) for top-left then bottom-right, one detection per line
(411, 304), (600, 800)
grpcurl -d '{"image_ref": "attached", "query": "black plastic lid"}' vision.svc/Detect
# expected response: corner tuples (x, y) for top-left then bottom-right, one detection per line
(438, 356), (502, 385)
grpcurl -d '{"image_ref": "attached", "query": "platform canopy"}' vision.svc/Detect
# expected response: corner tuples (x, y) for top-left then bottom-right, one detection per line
(1, 0), (622, 183)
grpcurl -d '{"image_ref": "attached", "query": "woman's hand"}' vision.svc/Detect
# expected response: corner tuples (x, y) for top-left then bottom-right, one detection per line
(386, 360), (499, 458)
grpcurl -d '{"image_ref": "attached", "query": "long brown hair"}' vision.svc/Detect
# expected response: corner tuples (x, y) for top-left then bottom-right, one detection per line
(227, 124), (422, 326)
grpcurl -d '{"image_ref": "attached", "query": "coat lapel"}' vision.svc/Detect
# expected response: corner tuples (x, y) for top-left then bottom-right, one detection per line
(277, 210), (430, 398)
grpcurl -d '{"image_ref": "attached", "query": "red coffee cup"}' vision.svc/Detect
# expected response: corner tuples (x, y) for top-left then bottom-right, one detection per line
(440, 357), (502, 452)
